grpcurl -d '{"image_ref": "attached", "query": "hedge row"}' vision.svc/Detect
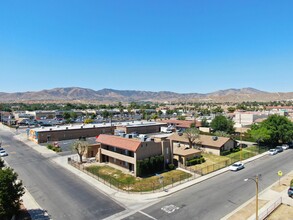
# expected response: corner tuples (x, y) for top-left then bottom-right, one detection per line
(186, 156), (206, 166)
(221, 147), (240, 156)
(137, 155), (164, 176)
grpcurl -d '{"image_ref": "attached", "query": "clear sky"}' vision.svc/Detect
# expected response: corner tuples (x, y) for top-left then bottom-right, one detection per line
(0, 0), (292, 94)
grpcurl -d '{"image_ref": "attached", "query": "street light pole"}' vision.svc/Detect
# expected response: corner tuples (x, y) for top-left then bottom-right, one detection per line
(244, 176), (259, 220)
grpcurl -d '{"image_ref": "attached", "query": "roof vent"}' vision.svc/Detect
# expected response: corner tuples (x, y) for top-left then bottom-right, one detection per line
(212, 136), (218, 141)
(66, 127), (68, 130)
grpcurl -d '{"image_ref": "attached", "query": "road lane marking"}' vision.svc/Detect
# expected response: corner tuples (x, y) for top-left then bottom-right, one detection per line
(139, 211), (158, 220)
(161, 204), (180, 214)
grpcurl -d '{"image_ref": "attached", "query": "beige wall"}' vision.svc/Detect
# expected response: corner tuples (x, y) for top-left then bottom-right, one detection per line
(202, 147), (221, 156)
(223, 139), (236, 151)
(30, 126), (114, 143)
(116, 124), (167, 134)
(136, 141), (162, 160)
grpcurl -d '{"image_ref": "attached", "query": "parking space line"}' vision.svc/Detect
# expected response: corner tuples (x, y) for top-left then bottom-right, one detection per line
(139, 211), (158, 220)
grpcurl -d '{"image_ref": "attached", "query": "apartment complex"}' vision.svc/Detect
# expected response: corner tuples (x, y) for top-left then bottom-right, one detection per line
(94, 134), (172, 176)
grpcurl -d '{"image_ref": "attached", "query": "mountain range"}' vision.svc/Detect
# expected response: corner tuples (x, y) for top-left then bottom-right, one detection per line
(0, 87), (293, 103)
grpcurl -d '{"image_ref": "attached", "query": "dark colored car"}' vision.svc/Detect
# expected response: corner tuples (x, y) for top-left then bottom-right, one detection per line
(275, 146), (283, 153)
(288, 187), (293, 198)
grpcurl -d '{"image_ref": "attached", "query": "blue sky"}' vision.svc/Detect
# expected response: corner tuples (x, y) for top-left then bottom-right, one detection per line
(0, 0), (292, 93)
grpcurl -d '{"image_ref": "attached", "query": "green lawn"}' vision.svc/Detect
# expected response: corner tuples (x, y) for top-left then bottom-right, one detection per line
(85, 165), (192, 192)
(189, 146), (265, 175)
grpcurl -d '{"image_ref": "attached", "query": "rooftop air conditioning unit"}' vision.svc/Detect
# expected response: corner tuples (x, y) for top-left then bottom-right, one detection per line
(212, 136), (218, 141)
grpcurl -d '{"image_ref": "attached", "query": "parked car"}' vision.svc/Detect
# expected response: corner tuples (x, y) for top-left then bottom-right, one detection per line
(0, 150), (8, 157)
(268, 149), (278, 155)
(282, 144), (289, 150)
(276, 146), (283, 153)
(229, 162), (245, 171)
(288, 187), (293, 198)
(0, 147), (4, 151)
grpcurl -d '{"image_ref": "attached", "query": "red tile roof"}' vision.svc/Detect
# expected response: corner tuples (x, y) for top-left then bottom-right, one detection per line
(96, 134), (141, 152)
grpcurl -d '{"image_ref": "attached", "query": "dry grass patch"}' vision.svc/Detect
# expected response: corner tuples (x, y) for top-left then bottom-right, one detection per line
(85, 165), (192, 192)
(267, 204), (293, 220)
(227, 199), (268, 220)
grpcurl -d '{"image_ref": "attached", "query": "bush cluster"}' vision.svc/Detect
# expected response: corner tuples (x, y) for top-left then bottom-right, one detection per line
(221, 147), (240, 156)
(47, 144), (62, 152)
(137, 155), (164, 176)
(186, 155), (205, 166)
(167, 163), (176, 170)
(291, 179), (293, 187)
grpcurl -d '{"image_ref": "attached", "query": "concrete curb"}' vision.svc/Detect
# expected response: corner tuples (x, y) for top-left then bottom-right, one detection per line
(221, 170), (293, 220)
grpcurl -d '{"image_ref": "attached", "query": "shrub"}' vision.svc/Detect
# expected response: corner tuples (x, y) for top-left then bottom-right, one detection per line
(186, 155), (205, 166)
(47, 144), (53, 150)
(291, 179), (293, 187)
(168, 163), (175, 170)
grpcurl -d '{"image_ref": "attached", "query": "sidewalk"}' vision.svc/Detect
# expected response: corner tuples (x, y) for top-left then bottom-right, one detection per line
(12, 131), (269, 204)
(221, 171), (293, 220)
(8, 129), (279, 219)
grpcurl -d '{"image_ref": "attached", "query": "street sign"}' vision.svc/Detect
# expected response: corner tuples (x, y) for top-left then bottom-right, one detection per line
(278, 170), (283, 177)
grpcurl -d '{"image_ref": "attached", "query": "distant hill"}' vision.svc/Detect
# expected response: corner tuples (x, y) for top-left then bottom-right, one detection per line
(0, 87), (293, 103)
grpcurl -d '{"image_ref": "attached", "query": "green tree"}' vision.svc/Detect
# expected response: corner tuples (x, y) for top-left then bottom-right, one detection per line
(63, 112), (71, 120)
(201, 117), (209, 127)
(211, 106), (224, 114)
(227, 107), (236, 113)
(0, 165), (25, 220)
(101, 110), (110, 119)
(184, 127), (200, 149)
(72, 140), (89, 163)
(177, 115), (186, 120)
(210, 115), (235, 134)
(213, 131), (230, 137)
(249, 125), (271, 146)
(0, 158), (4, 169)
(251, 115), (293, 145)
(70, 112), (78, 120)
(151, 114), (158, 121)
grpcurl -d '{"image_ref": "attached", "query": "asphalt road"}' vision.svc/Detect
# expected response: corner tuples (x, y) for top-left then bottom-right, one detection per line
(0, 129), (124, 220)
(124, 149), (293, 220)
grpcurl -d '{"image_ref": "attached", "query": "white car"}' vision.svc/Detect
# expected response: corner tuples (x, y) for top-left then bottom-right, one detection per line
(229, 162), (245, 171)
(268, 149), (278, 155)
(0, 150), (8, 157)
(282, 144), (289, 150)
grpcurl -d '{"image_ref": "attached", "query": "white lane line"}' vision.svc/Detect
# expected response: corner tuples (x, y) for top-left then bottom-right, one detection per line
(139, 211), (158, 220)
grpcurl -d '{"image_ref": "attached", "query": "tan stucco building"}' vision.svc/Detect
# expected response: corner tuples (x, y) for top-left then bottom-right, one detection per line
(94, 134), (172, 176)
(168, 133), (237, 156)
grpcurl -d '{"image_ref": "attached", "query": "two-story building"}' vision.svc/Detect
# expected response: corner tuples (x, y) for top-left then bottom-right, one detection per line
(94, 134), (172, 176)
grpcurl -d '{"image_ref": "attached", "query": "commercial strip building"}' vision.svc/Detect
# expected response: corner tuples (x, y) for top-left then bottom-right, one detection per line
(28, 121), (169, 144)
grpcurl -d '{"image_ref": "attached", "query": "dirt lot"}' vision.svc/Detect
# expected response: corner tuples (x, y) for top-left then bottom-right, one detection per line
(267, 204), (293, 220)
(227, 199), (268, 220)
